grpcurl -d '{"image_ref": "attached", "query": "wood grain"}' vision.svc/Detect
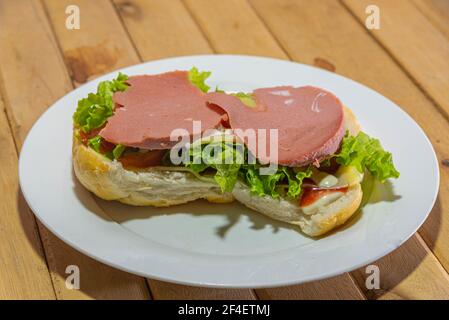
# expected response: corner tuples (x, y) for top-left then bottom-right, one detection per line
(0, 0), (150, 299)
(343, 0), (449, 120)
(256, 275), (364, 300)
(0, 0), (72, 150)
(113, 0), (212, 60)
(249, 0), (449, 299)
(40, 0), (150, 300)
(352, 236), (449, 300)
(0, 94), (55, 299)
(184, 0), (285, 58)
(148, 280), (256, 300)
(413, 0), (449, 40)
(338, 0), (449, 277)
(44, 0), (139, 86)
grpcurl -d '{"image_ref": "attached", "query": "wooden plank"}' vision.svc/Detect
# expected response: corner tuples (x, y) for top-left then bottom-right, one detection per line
(249, 0), (449, 299)
(184, 0), (285, 58)
(113, 0), (256, 299)
(343, 0), (449, 119)
(113, 0), (212, 60)
(352, 236), (449, 300)
(339, 0), (449, 276)
(413, 0), (449, 40)
(136, 0), (365, 299)
(148, 280), (257, 300)
(256, 275), (364, 300)
(41, 0), (150, 300)
(44, 0), (139, 86)
(0, 0), (72, 150)
(42, 0), (150, 300)
(41, 237), (150, 300)
(0, 0), (150, 299)
(0, 94), (55, 299)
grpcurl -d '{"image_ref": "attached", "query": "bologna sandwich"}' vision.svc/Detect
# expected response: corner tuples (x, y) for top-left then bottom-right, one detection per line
(72, 68), (399, 236)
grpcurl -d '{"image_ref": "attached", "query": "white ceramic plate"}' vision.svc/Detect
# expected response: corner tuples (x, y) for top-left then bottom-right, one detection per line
(19, 55), (439, 288)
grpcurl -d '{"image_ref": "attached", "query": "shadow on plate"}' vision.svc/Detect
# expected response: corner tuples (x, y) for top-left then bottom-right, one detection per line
(71, 169), (301, 238)
(72, 169), (402, 240)
(97, 198), (304, 239)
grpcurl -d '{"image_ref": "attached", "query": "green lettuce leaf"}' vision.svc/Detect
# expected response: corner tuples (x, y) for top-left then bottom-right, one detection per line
(335, 132), (400, 182)
(259, 171), (285, 198)
(214, 87), (256, 108)
(281, 167), (313, 198)
(183, 138), (313, 197)
(87, 135), (102, 153)
(112, 144), (125, 160)
(214, 164), (241, 193)
(244, 166), (265, 196)
(87, 136), (125, 160)
(232, 92), (256, 108)
(182, 131), (398, 197)
(73, 73), (129, 132)
(188, 67), (211, 93)
(214, 86), (225, 93)
(186, 140), (245, 192)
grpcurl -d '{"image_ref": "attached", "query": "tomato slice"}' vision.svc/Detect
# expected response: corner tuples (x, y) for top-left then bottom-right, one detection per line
(119, 150), (166, 168)
(300, 186), (348, 207)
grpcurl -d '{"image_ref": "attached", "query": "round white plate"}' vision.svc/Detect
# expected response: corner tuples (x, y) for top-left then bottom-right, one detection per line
(19, 55), (439, 288)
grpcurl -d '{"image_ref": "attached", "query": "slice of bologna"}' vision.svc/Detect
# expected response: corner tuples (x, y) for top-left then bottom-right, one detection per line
(206, 86), (345, 167)
(99, 71), (224, 149)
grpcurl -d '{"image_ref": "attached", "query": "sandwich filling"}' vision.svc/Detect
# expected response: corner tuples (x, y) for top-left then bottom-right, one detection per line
(73, 68), (399, 207)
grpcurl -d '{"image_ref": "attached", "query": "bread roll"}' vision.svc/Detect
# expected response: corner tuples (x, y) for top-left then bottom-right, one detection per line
(73, 106), (362, 236)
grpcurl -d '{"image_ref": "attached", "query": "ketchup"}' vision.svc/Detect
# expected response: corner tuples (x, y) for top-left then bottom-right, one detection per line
(99, 140), (115, 153)
(79, 128), (166, 168)
(78, 128), (101, 145)
(78, 128), (115, 153)
(300, 185), (348, 207)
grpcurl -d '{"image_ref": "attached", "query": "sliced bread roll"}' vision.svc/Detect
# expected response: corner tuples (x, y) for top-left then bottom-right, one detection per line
(73, 106), (362, 236)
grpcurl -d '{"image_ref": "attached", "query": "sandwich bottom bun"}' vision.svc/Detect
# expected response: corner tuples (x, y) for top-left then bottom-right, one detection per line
(73, 137), (363, 236)
(72, 106), (363, 236)
(232, 181), (362, 236)
(72, 137), (234, 207)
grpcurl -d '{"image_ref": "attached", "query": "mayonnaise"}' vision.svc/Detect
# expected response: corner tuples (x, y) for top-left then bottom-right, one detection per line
(311, 169), (338, 188)
(301, 191), (344, 215)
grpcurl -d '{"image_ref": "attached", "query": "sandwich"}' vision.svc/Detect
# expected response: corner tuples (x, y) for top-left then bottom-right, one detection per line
(72, 68), (399, 236)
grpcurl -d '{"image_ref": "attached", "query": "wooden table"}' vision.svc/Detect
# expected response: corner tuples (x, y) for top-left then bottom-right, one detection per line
(1, 0), (448, 300)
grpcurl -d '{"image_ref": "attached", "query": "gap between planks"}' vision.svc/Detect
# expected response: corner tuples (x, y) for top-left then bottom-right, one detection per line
(339, 0), (449, 124)
(337, 0), (449, 273)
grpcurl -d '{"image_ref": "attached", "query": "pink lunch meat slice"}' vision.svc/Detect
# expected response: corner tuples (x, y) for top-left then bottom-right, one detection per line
(100, 71), (224, 149)
(206, 86), (345, 166)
